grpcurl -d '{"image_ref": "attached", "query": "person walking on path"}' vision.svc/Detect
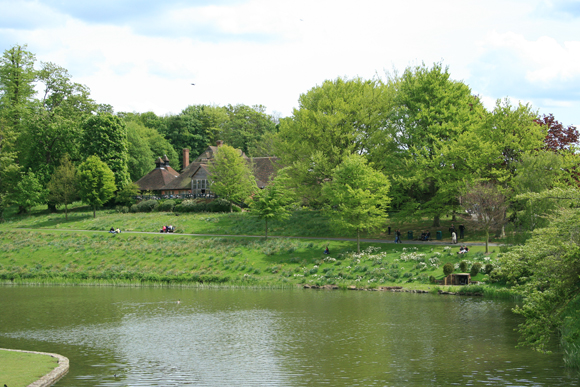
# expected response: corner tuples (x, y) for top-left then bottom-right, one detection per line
(459, 224), (465, 239)
(395, 229), (402, 243)
(451, 231), (457, 244)
(449, 223), (455, 237)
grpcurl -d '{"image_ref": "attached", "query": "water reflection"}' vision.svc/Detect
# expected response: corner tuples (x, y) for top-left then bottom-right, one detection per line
(0, 286), (578, 386)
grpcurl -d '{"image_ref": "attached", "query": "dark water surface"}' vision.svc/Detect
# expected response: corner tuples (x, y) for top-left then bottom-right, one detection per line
(1, 286), (578, 386)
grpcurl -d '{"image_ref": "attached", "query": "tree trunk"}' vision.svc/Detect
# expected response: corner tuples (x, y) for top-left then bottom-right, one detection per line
(357, 228), (360, 254)
(451, 211), (456, 222)
(485, 230), (489, 254)
(48, 203), (57, 213)
(432, 214), (440, 227)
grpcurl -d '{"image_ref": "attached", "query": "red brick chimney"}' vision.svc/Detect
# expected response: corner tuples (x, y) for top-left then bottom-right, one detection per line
(216, 140), (223, 147)
(183, 148), (189, 168)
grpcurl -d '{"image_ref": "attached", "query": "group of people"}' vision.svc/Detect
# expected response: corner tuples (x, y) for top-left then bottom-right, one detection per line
(420, 231), (431, 241)
(448, 223), (465, 244)
(457, 245), (470, 254)
(109, 227), (121, 234)
(160, 225), (175, 233)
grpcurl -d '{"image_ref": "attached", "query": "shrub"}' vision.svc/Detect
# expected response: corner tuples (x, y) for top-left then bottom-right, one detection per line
(470, 262), (482, 277)
(174, 200), (208, 213)
(485, 263), (494, 274)
(208, 198), (231, 212)
(130, 199), (158, 213)
(115, 205), (129, 213)
(429, 275), (437, 283)
(459, 260), (468, 272)
(157, 199), (176, 212)
(443, 262), (454, 276)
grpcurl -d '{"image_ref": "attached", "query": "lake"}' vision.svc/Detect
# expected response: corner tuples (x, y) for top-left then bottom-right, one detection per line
(0, 286), (578, 386)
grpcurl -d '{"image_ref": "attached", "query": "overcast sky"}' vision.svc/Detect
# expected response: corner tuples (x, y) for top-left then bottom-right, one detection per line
(1, 0), (579, 126)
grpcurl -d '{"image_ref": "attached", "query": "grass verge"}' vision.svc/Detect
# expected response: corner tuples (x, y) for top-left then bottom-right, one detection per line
(0, 350), (58, 386)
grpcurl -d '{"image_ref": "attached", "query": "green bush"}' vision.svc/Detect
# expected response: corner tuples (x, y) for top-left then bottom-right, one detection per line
(429, 275), (437, 283)
(157, 200), (176, 212)
(115, 205), (129, 213)
(470, 262), (482, 277)
(208, 198), (232, 212)
(130, 199), (158, 213)
(174, 200), (208, 213)
(443, 262), (454, 276)
(459, 260), (468, 272)
(485, 263), (494, 274)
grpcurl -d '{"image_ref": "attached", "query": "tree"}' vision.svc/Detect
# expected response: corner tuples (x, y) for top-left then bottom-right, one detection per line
(115, 182), (140, 207)
(460, 182), (508, 253)
(322, 154), (390, 253)
(248, 168), (295, 238)
(275, 77), (393, 205)
(8, 169), (47, 214)
(77, 155), (116, 218)
(0, 44), (36, 132)
(221, 104), (276, 156)
(158, 105), (208, 161)
(535, 113), (579, 152)
(500, 192), (580, 358)
(80, 113), (130, 190)
(0, 117), (18, 221)
(125, 121), (154, 181)
(47, 154), (77, 220)
(208, 144), (257, 212)
(383, 63), (487, 226)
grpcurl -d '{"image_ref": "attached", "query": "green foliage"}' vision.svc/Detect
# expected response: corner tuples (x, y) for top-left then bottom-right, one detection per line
(115, 183), (140, 207)
(157, 199), (176, 212)
(500, 202), (580, 354)
(221, 104), (276, 156)
(130, 199), (158, 213)
(470, 262), (482, 277)
(443, 262), (454, 276)
(208, 198), (232, 212)
(80, 113), (130, 189)
(249, 168), (296, 238)
(173, 200), (207, 213)
(275, 77), (393, 205)
(158, 105), (209, 160)
(9, 169), (47, 213)
(77, 155), (116, 217)
(208, 144), (257, 210)
(47, 154), (77, 220)
(126, 121), (155, 181)
(459, 260), (468, 272)
(322, 154), (390, 252)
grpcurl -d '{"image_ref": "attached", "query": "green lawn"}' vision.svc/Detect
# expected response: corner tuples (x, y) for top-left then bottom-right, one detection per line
(0, 350), (58, 387)
(0, 228), (501, 289)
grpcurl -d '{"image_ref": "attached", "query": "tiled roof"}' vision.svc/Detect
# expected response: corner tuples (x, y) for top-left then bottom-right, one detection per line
(135, 166), (180, 191)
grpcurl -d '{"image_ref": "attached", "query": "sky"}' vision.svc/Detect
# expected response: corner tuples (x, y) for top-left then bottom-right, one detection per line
(1, 0), (579, 126)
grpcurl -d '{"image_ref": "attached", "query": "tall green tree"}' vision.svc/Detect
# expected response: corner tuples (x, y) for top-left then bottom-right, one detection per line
(0, 117), (19, 221)
(77, 155), (116, 218)
(220, 104), (276, 156)
(158, 105), (208, 160)
(0, 44), (36, 133)
(208, 144), (257, 211)
(276, 77), (393, 205)
(47, 154), (77, 220)
(80, 113), (130, 189)
(248, 168), (296, 238)
(126, 121), (155, 181)
(383, 62), (487, 225)
(322, 154), (390, 253)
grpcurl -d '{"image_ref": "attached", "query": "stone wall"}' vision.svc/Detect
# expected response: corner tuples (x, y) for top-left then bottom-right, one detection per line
(0, 348), (69, 387)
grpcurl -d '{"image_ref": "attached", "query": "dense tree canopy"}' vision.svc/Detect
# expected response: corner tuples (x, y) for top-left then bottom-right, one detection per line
(275, 77), (393, 205)
(77, 155), (116, 218)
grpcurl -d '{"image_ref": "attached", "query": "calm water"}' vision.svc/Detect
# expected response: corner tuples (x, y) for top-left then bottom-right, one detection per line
(0, 286), (578, 386)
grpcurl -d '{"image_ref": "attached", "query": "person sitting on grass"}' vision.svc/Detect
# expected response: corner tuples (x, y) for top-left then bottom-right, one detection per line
(115, 228), (121, 234)
(458, 246), (469, 254)
(324, 246), (330, 254)
(109, 227), (115, 234)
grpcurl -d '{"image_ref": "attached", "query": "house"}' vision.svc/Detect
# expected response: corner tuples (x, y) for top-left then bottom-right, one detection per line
(135, 140), (279, 196)
(442, 273), (471, 286)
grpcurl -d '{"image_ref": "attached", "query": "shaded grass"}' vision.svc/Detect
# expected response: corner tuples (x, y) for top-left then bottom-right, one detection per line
(0, 350), (58, 386)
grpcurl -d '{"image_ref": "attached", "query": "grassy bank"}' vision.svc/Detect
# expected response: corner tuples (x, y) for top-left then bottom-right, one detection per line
(0, 229), (505, 290)
(0, 350), (58, 386)
(0, 202), (503, 244)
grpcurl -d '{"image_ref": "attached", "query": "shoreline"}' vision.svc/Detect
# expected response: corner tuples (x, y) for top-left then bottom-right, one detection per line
(0, 348), (69, 387)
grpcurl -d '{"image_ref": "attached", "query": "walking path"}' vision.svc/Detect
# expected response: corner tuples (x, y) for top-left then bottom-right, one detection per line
(18, 228), (502, 247)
